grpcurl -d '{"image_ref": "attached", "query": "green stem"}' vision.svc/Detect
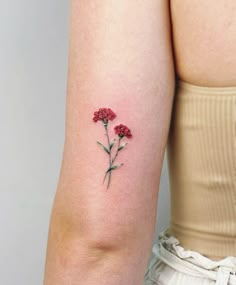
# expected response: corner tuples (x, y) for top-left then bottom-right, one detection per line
(112, 136), (121, 164)
(104, 123), (112, 190)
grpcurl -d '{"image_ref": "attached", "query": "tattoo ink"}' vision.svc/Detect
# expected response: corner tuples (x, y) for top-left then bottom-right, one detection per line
(93, 108), (132, 190)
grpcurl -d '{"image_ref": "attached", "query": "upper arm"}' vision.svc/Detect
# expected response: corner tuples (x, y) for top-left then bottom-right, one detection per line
(49, 0), (175, 264)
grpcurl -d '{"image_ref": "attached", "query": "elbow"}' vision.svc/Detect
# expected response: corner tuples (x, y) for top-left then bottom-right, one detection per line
(48, 205), (137, 262)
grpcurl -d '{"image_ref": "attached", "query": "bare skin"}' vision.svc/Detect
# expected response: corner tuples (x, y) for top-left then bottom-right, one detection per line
(170, 0), (236, 260)
(43, 1), (175, 284)
(171, 0), (236, 87)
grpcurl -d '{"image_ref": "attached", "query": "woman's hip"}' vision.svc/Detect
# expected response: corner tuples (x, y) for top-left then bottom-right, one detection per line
(144, 228), (236, 285)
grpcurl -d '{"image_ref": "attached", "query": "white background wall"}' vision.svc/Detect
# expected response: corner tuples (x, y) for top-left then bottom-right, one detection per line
(0, 1), (170, 284)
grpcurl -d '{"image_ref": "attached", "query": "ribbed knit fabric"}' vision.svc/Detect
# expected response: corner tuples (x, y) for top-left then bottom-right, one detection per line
(166, 79), (236, 259)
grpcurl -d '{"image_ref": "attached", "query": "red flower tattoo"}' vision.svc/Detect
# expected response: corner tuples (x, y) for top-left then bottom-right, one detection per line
(93, 107), (133, 190)
(114, 124), (132, 138)
(93, 108), (116, 124)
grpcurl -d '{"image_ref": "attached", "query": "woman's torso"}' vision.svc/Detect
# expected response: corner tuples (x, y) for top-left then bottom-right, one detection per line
(170, 0), (236, 87)
(167, 0), (236, 261)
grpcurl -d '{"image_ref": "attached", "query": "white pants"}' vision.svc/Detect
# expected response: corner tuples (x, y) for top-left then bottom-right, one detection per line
(144, 229), (236, 285)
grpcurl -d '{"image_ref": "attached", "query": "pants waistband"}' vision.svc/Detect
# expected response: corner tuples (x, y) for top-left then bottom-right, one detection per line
(152, 230), (236, 285)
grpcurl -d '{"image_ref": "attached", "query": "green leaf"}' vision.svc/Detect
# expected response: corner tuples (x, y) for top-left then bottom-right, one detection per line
(96, 141), (110, 154)
(118, 143), (128, 151)
(106, 163), (124, 173)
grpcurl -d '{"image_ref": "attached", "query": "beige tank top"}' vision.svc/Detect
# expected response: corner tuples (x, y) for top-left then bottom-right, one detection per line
(166, 78), (236, 259)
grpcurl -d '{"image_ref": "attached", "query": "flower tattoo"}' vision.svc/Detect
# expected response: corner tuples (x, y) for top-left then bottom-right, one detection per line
(93, 108), (116, 123)
(114, 124), (132, 139)
(93, 108), (133, 190)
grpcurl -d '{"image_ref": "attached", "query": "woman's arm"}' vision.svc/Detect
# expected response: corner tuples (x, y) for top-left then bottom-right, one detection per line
(44, 1), (175, 284)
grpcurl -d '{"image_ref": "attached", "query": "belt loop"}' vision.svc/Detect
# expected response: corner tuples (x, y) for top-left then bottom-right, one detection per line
(216, 266), (231, 285)
(158, 230), (180, 247)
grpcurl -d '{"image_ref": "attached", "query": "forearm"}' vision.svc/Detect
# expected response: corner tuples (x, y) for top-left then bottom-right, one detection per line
(44, 0), (175, 284)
